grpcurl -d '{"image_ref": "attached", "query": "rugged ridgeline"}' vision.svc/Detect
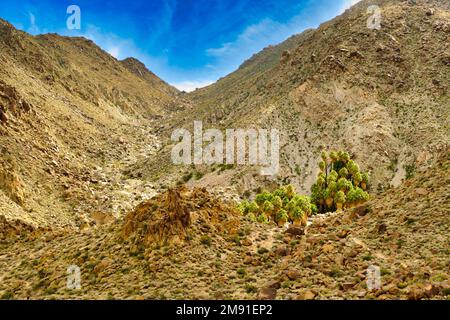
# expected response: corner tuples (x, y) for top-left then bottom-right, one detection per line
(0, 18), (181, 228)
(132, 0), (449, 196)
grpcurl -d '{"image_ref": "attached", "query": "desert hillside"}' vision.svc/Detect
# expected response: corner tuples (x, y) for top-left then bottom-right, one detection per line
(0, 0), (448, 301)
(133, 0), (449, 196)
(0, 151), (448, 300)
(0, 18), (185, 228)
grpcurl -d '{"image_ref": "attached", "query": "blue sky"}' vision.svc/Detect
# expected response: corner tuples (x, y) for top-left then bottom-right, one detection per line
(0, 0), (360, 91)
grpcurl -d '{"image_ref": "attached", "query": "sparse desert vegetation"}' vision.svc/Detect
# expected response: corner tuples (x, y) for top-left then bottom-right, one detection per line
(0, 0), (449, 301)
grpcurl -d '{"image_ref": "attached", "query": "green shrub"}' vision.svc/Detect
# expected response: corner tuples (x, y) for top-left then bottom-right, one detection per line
(404, 164), (415, 180)
(245, 284), (258, 294)
(236, 268), (247, 277)
(182, 172), (193, 182)
(256, 214), (269, 224)
(200, 235), (212, 246)
(1, 291), (13, 300)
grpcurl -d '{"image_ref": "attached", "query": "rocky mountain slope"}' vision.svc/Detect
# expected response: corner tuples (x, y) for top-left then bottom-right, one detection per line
(132, 0), (449, 197)
(0, 18), (182, 228)
(0, 150), (447, 300)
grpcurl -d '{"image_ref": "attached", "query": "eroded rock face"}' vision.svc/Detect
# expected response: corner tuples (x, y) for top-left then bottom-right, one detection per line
(0, 160), (25, 206)
(0, 215), (34, 240)
(122, 187), (240, 246)
(0, 80), (32, 125)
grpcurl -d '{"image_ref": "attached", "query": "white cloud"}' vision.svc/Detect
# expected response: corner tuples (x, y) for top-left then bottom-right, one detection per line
(65, 25), (215, 91)
(27, 12), (41, 34)
(79, 25), (132, 60)
(171, 80), (214, 92)
(29, 12), (35, 25)
(206, 42), (233, 57)
(64, 24), (169, 73)
(204, 17), (287, 70)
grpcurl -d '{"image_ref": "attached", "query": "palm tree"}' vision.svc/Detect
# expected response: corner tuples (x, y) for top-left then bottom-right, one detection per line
(276, 209), (289, 227)
(346, 187), (357, 208)
(337, 177), (351, 192)
(255, 191), (272, 206)
(325, 188), (334, 208)
(346, 160), (360, 176)
(335, 191), (346, 211)
(338, 151), (350, 163)
(361, 172), (370, 190)
(328, 170), (338, 182)
(329, 151), (338, 165)
(272, 196), (283, 211)
(291, 207), (303, 226)
(301, 211), (308, 226)
(262, 200), (274, 219)
(339, 167), (348, 178)
(286, 184), (295, 200)
(319, 160), (326, 172)
(321, 151), (328, 163)
(354, 172), (362, 187)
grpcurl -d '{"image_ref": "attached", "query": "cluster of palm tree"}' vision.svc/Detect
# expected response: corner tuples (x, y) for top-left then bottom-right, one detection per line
(238, 150), (370, 226)
(311, 151), (370, 213)
(238, 185), (316, 227)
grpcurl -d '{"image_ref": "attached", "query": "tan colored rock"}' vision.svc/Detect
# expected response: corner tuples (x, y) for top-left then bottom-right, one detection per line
(285, 269), (301, 281)
(414, 188), (429, 197)
(275, 245), (290, 257)
(93, 259), (110, 275)
(407, 285), (425, 300)
(340, 282), (356, 291)
(244, 256), (253, 265)
(285, 226), (304, 237)
(297, 290), (316, 300)
(259, 287), (277, 300)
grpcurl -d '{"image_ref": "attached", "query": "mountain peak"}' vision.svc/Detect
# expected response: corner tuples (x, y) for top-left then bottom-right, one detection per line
(120, 57), (153, 77)
(120, 57), (179, 94)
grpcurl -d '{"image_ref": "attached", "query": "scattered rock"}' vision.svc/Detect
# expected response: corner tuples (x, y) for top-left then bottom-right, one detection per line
(244, 256), (253, 265)
(297, 290), (316, 300)
(376, 223), (387, 234)
(285, 269), (301, 280)
(259, 287), (277, 300)
(275, 245), (290, 257)
(285, 226), (304, 237)
(426, 8), (435, 16)
(414, 188), (429, 196)
(352, 204), (371, 217)
(340, 282), (356, 291)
